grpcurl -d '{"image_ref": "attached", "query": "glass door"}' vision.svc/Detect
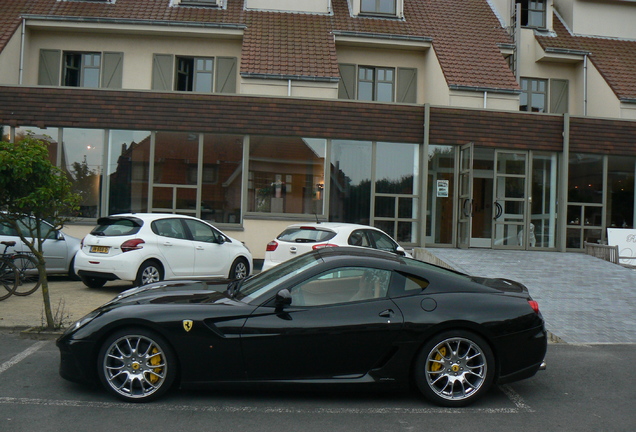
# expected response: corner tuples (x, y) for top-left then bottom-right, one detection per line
(493, 151), (528, 249)
(457, 143), (474, 249)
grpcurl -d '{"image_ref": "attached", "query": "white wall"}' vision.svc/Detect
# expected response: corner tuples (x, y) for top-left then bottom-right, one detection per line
(245, 0), (331, 14)
(555, 0), (636, 38)
(240, 78), (339, 99)
(0, 23), (22, 85)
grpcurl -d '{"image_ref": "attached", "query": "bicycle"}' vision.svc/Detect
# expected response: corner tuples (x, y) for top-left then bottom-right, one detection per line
(0, 242), (19, 301)
(0, 240), (42, 297)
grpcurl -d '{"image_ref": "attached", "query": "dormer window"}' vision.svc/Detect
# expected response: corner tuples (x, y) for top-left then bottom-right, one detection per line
(176, 0), (223, 8)
(516, 0), (546, 28)
(360, 0), (396, 16)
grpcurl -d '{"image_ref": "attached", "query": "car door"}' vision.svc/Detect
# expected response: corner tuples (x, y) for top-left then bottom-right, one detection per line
(151, 218), (195, 277)
(182, 219), (230, 277)
(12, 219), (68, 272)
(241, 267), (404, 380)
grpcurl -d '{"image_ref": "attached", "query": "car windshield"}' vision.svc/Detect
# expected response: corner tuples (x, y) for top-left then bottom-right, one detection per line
(277, 227), (336, 243)
(239, 253), (322, 302)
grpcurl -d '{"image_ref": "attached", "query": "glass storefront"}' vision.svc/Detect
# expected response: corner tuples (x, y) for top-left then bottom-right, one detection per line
(427, 145), (455, 244)
(567, 153), (603, 248)
(330, 140), (373, 224)
(248, 136), (326, 215)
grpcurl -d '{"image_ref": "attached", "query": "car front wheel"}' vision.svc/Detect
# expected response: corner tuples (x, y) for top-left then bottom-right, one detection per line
(229, 258), (248, 280)
(135, 260), (163, 286)
(415, 330), (495, 407)
(97, 328), (176, 402)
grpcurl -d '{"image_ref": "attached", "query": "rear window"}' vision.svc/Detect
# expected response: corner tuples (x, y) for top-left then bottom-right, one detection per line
(91, 217), (143, 236)
(277, 227), (336, 243)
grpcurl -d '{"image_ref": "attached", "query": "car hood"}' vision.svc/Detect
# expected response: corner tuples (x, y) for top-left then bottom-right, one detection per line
(103, 279), (235, 307)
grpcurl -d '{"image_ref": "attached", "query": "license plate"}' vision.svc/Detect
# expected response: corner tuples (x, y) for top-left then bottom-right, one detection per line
(90, 246), (110, 254)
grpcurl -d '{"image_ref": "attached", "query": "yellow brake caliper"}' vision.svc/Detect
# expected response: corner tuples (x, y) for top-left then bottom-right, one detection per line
(149, 347), (163, 384)
(430, 347), (447, 373)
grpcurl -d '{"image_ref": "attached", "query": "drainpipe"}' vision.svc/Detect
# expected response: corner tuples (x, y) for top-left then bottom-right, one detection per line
(19, 18), (26, 85)
(288, 79), (292, 96)
(583, 55), (588, 116)
(483, 91), (488, 108)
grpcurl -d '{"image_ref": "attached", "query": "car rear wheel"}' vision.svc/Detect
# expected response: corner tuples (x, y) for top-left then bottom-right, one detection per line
(135, 260), (163, 286)
(98, 328), (176, 402)
(415, 330), (495, 407)
(229, 258), (248, 280)
(81, 275), (107, 289)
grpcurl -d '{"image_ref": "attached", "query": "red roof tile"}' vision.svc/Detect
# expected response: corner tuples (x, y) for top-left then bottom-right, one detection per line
(0, 0), (517, 91)
(536, 14), (636, 101)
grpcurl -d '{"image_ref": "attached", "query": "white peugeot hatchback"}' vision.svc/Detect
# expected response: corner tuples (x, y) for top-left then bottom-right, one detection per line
(262, 222), (410, 271)
(74, 213), (252, 288)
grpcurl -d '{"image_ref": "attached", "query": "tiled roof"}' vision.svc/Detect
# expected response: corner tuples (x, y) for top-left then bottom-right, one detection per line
(0, 0), (517, 91)
(536, 14), (636, 101)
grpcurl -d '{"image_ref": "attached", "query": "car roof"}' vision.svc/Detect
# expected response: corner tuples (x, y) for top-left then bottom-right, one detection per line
(285, 222), (379, 231)
(107, 213), (201, 221)
(315, 246), (403, 263)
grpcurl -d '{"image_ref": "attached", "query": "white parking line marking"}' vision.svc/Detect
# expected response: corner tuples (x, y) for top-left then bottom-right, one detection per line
(499, 385), (534, 412)
(0, 341), (46, 375)
(0, 394), (528, 414)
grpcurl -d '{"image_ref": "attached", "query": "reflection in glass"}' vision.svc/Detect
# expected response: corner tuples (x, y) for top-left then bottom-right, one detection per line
(108, 130), (151, 215)
(568, 153), (603, 204)
(375, 142), (418, 194)
(249, 136), (325, 215)
(330, 140), (372, 224)
(14, 126), (59, 165)
(61, 128), (104, 217)
(607, 156), (635, 229)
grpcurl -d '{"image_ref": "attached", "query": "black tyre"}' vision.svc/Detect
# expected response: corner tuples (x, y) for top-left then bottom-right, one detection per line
(0, 260), (18, 301)
(81, 275), (107, 289)
(68, 256), (81, 281)
(415, 330), (495, 407)
(97, 328), (177, 402)
(135, 260), (163, 286)
(12, 254), (41, 296)
(229, 258), (248, 280)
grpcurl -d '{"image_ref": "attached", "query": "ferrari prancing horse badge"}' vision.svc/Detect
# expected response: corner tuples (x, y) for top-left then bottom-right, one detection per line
(183, 320), (193, 332)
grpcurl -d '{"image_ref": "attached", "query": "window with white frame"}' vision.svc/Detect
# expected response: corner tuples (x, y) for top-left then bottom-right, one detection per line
(360, 0), (397, 16)
(152, 54), (237, 93)
(38, 50), (123, 89)
(338, 64), (417, 103)
(520, 77), (568, 114)
(516, 0), (546, 28)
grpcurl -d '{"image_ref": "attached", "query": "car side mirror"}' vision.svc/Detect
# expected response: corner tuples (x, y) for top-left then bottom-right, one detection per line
(396, 246), (406, 256)
(56, 231), (65, 241)
(275, 289), (292, 309)
(215, 236), (226, 244)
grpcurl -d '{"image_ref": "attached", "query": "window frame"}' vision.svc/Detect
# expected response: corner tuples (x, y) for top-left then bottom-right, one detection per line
(360, 0), (397, 17)
(517, 0), (546, 29)
(519, 77), (548, 113)
(358, 66), (395, 102)
(63, 52), (101, 88)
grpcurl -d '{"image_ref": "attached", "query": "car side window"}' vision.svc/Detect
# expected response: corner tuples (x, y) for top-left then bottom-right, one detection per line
(291, 267), (391, 307)
(389, 272), (430, 298)
(183, 219), (219, 243)
(153, 219), (187, 239)
(367, 230), (397, 252)
(348, 230), (371, 247)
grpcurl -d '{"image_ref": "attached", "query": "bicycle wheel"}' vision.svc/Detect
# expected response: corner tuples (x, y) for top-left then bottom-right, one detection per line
(12, 254), (41, 296)
(0, 259), (18, 301)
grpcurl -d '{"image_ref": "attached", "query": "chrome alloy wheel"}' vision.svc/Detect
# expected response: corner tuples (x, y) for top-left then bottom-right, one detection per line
(233, 260), (248, 279)
(102, 334), (168, 400)
(141, 265), (161, 285)
(425, 337), (487, 402)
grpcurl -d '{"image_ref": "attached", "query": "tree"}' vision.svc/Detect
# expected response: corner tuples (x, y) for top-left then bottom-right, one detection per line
(0, 136), (81, 330)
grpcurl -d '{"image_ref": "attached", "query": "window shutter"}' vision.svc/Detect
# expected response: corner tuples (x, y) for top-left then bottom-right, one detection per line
(102, 52), (123, 89)
(550, 79), (569, 114)
(397, 68), (417, 103)
(216, 57), (237, 93)
(338, 64), (356, 100)
(152, 54), (174, 91)
(38, 49), (61, 86)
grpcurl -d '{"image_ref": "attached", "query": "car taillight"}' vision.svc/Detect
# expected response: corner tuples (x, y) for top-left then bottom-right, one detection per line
(266, 241), (278, 252)
(528, 300), (540, 314)
(121, 238), (145, 252)
(312, 243), (338, 250)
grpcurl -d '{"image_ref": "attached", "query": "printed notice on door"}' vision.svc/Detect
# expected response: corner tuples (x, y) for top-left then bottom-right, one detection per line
(436, 180), (449, 198)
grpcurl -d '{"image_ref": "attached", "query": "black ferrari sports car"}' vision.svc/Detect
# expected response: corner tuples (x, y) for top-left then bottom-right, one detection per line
(57, 247), (547, 407)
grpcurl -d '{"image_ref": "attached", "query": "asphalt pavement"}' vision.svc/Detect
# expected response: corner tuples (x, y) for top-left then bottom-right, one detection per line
(1, 249), (635, 345)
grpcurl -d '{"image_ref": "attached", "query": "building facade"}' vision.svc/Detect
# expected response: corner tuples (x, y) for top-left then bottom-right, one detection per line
(1, 0), (635, 259)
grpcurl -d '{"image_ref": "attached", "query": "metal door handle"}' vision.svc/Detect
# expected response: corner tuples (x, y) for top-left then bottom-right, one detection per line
(494, 201), (503, 220)
(462, 199), (473, 217)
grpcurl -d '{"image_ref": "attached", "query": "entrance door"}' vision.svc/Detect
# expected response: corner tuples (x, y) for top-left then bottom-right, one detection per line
(493, 151), (529, 249)
(457, 143), (474, 249)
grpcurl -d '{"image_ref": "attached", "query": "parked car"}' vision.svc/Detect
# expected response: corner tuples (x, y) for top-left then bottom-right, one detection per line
(74, 213), (252, 288)
(58, 247), (547, 406)
(263, 222), (411, 271)
(0, 217), (81, 278)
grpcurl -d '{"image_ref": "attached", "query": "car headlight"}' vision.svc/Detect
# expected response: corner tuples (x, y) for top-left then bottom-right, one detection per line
(67, 311), (100, 333)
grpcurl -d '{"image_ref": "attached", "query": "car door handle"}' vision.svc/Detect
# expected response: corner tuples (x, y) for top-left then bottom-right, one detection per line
(379, 309), (394, 318)
(162, 242), (173, 246)
(196, 246), (205, 250)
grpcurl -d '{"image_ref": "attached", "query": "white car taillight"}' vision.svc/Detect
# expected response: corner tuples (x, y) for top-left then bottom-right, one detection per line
(266, 241), (278, 252)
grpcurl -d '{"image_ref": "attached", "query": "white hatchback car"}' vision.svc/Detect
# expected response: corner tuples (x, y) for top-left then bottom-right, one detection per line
(262, 222), (411, 271)
(74, 213), (252, 288)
